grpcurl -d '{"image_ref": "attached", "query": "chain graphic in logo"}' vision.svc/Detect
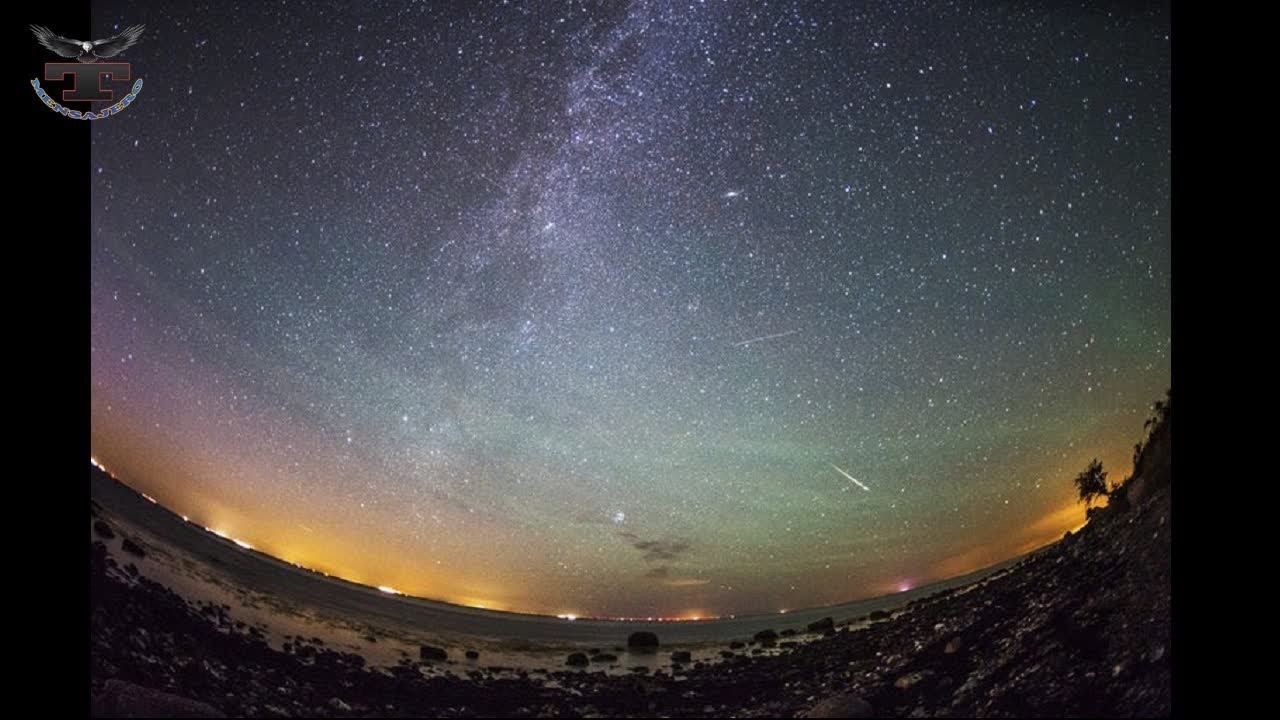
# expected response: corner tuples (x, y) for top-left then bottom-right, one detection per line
(29, 24), (145, 120)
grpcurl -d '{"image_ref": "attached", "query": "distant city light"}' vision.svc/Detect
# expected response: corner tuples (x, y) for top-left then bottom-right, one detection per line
(204, 526), (253, 551)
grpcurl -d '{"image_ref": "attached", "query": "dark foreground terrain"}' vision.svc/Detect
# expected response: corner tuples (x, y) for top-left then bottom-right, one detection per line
(90, 403), (1172, 717)
(90, 488), (1169, 717)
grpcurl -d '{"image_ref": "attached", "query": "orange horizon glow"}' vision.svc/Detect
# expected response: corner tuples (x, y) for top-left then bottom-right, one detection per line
(88, 438), (1132, 620)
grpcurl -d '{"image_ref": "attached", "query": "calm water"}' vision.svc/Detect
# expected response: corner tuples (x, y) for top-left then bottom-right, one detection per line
(91, 469), (1018, 671)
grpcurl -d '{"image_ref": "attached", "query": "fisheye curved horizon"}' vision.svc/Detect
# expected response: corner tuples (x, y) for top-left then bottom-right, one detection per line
(90, 1), (1169, 620)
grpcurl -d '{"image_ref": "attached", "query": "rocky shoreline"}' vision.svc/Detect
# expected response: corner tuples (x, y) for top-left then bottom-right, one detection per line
(90, 470), (1170, 717)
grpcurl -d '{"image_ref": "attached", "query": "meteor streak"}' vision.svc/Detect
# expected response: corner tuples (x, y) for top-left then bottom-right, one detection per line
(734, 329), (799, 347)
(831, 463), (871, 492)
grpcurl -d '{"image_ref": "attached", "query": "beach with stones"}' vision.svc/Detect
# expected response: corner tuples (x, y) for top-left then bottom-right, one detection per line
(90, 467), (1169, 717)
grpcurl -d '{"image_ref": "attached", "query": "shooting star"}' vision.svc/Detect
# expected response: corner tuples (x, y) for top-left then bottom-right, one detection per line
(734, 329), (799, 347)
(831, 463), (871, 492)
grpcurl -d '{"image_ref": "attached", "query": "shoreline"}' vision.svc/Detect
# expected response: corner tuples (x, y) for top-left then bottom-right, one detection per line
(90, 464), (1025, 640)
(90, 466), (1170, 717)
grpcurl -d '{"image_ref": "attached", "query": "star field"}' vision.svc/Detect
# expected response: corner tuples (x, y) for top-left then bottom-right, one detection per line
(90, 0), (1170, 617)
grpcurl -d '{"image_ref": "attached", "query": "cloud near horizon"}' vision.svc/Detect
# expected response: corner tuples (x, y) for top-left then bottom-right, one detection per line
(618, 531), (693, 563)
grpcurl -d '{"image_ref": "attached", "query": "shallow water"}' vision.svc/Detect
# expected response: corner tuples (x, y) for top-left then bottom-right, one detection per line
(92, 470), (1015, 674)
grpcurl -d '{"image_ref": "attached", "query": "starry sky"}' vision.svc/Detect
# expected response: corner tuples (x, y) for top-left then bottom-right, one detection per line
(90, 0), (1170, 618)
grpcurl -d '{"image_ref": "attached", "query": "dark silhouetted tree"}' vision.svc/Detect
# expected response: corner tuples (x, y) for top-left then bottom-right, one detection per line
(1074, 458), (1109, 507)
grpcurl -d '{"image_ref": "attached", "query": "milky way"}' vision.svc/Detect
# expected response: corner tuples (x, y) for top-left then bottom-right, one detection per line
(90, 0), (1170, 617)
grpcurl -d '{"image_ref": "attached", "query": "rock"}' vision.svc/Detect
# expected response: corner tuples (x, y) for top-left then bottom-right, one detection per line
(728, 640), (745, 649)
(868, 609), (891, 621)
(627, 631), (660, 651)
(670, 650), (692, 663)
(121, 538), (146, 557)
(465, 650), (480, 660)
(418, 645), (447, 662)
(804, 692), (874, 718)
(93, 520), (116, 539)
(565, 652), (590, 666)
(894, 672), (923, 689)
(944, 637), (963, 654)
(719, 650), (735, 658)
(807, 616), (835, 633)
(328, 697), (351, 712)
(92, 678), (225, 717)
(753, 628), (778, 643)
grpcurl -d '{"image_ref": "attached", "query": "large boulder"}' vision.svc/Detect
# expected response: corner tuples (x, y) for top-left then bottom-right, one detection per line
(565, 652), (589, 666)
(753, 628), (778, 645)
(627, 631), (660, 651)
(806, 616), (835, 634)
(418, 645), (447, 662)
(121, 538), (146, 557)
(670, 650), (692, 663)
(92, 678), (225, 717)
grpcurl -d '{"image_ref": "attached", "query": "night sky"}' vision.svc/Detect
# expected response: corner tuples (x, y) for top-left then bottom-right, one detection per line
(90, 1), (1170, 618)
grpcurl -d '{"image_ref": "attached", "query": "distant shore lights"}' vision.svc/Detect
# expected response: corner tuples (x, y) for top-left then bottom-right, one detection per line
(205, 526), (253, 551)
